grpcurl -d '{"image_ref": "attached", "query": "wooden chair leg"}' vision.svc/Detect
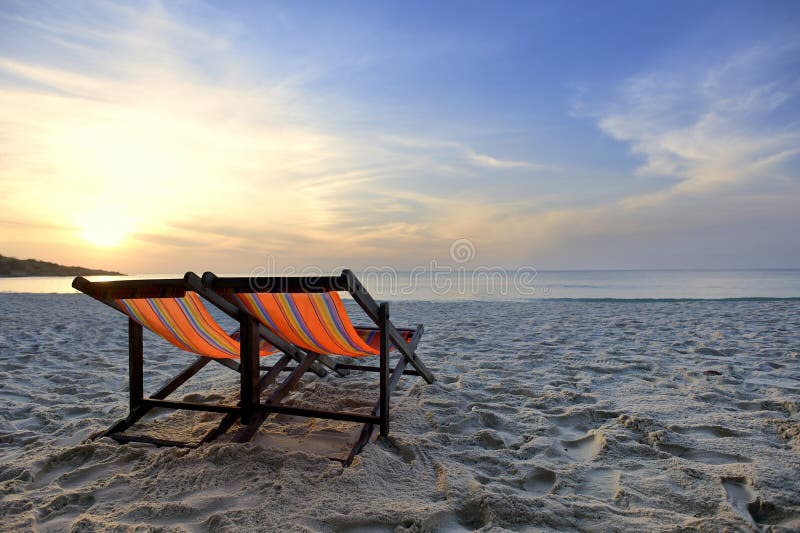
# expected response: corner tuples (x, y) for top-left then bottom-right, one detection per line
(239, 313), (260, 424)
(344, 323), (424, 465)
(128, 319), (143, 412)
(379, 302), (390, 437)
(344, 355), (407, 465)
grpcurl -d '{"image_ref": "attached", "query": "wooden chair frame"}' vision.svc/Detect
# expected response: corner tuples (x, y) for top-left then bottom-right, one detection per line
(72, 270), (435, 464)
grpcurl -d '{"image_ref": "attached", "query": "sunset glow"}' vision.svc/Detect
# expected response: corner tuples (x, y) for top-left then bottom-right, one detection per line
(78, 209), (133, 248)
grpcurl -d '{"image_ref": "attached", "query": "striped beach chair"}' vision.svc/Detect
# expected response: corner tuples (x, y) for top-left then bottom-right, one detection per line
(72, 274), (330, 448)
(72, 270), (434, 463)
(200, 270), (434, 464)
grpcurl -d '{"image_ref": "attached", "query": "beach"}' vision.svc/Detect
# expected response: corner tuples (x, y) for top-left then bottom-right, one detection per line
(2, 0), (799, 529)
(1, 294), (799, 531)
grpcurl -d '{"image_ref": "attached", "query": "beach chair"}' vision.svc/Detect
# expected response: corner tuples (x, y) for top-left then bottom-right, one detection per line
(73, 271), (434, 463)
(199, 269), (435, 464)
(72, 274), (330, 448)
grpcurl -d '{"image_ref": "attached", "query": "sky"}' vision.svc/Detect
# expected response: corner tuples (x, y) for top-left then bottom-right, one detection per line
(0, 0), (798, 273)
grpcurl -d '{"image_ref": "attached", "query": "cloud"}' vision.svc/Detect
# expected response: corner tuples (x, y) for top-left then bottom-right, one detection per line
(477, 37), (800, 267)
(413, 37), (800, 268)
(464, 150), (538, 169)
(590, 40), (800, 207)
(380, 134), (554, 172)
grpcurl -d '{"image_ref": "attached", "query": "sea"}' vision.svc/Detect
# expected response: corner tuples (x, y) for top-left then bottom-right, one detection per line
(1, 269), (799, 300)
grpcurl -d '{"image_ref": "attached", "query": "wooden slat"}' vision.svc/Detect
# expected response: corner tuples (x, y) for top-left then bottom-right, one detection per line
(258, 354), (294, 391)
(333, 363), (420, 376)
(341, 269), (380, 322)
(214, 358), (240, 372)
(264, 404), (381, 424)
(151, 357), (211, 400)
(140, 398), (240, 414)
(386, 323), (435, 383)
(352, 325), (416, 334)
(110, 433), (199, 448)
(201, 411), (240, 444)
(344, 356), (408, 465)
(73, 276), (187, 299)
(260, 365), (296, 372)
(211, 358), (297, 374)
(263, 353), (319, 408)
(203, 274), (348, 293)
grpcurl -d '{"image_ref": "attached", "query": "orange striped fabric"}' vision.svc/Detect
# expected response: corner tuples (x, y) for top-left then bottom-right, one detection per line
(115, 292), (278, 359)
(355, 327), (414, 351)
(233, 291), (413, 358)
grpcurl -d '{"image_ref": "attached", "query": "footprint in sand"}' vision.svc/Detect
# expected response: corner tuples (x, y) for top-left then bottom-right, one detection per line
(453, 500), (491, 531)
(416, 512), (476, 533)
(472, 429), (507, 450)
(522, 467), (557, 495)
(561, 432), (604, 461)
(735, 399), (795, 414)
(36, 491), (97, 527)
(670, 425), (745, 439)
(562, 468), (621, 500)
(31, 445), (140, 489)
(747, 497), (800, 528)
(720, 477), (799, 528)
(545, 409), (618, 461)
(548, 409), (618, 440)
(331, 522), (396, 533)
(722, 477), (755, 522)
(380, 438), (425, 464)
(657, 442), (751, 465)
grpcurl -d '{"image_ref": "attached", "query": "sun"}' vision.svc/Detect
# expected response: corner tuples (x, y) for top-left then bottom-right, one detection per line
(82, 224), (127, 247)
(78, 208), (134, 247)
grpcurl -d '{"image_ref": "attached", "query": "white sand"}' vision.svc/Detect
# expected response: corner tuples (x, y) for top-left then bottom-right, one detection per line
(1, 294), (799, 531)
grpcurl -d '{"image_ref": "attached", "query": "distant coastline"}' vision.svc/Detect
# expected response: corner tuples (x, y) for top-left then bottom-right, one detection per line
(0, 254), (123, 277)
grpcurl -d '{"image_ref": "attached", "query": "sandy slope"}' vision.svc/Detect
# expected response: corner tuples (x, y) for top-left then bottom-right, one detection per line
(1, 294), (799, 531)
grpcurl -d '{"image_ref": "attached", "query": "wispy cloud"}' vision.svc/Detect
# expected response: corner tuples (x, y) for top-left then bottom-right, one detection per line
(380, 134), (555, 171)
(464, 149), (540, 169)
(590, 41), (800, 207)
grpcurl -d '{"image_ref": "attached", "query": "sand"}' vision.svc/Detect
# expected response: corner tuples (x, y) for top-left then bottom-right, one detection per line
(1, 294), (799, 531)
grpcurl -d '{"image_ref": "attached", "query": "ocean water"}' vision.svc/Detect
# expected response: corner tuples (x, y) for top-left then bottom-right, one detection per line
(0, 269), (798, 300)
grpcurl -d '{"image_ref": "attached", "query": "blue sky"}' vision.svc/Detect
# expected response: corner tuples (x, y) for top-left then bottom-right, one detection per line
(0, 0), (798, 272)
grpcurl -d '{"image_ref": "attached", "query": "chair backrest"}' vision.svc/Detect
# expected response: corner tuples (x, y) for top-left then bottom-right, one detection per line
(233, 291), (380, 358)
(116, 292), (276, 359)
